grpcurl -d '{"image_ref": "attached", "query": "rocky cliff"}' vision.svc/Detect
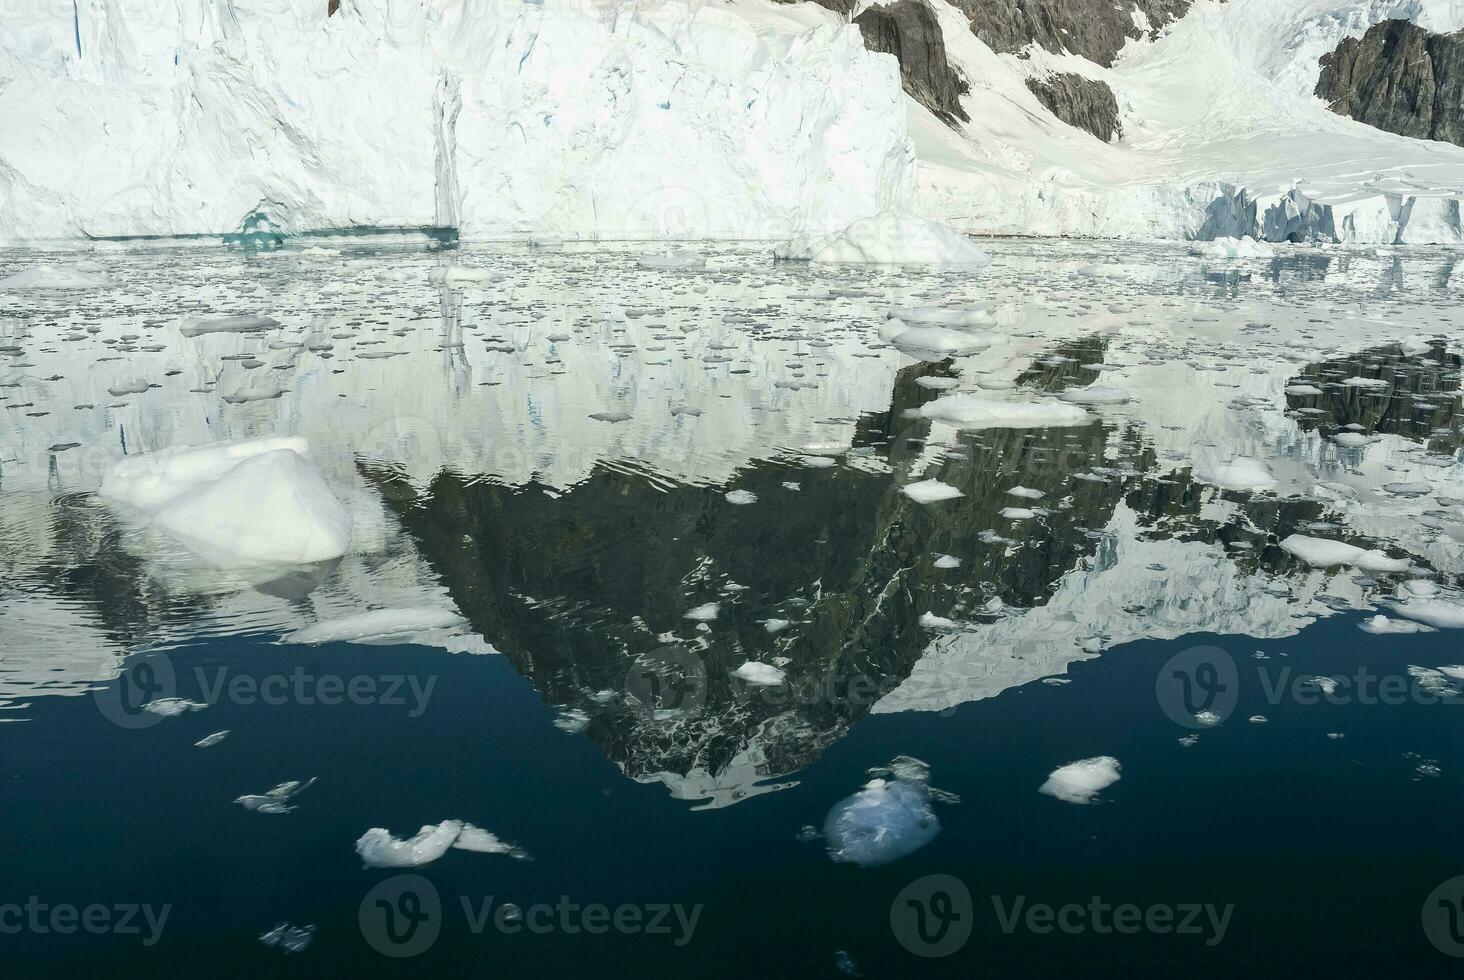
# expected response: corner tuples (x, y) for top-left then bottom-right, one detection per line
(1317, 18), (1464, 148)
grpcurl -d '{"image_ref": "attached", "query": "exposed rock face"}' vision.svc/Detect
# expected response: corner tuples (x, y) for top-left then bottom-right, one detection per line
(956, 0), (1194, 67)
(853, 0), (969, 123)
(1026, 73), (1121, 141)
(1317, 18), (1464, 147)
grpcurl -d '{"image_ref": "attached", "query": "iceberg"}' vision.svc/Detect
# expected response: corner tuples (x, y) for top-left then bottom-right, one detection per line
(809, 213), (993, 266)
(824, 777), (940, 867)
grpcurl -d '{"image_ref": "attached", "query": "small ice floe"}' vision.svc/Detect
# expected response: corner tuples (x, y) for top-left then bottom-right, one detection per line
(1057, 385), (1129, 405)
(890, 304), (995, 327)
(902, 479), (963, 504)
(824, 759), (946, 867)
(725, 489), (758, 505)
(1007, 486), (1044, 500)
(808, 213), (992, 267)
(933, 554), (961, 569)
(915, 375), (959, 390)
(283, 607), (467, 646)
(194, 730), (230, 748)
(177, 314), (281, 338)
(1358, 614), (1434, 635)
(1249, 715), (1268, 724)
(454, 824), (530, 859)
(919, 612), (960, 630)
(1340, 376), (1388, 388)
(637, 251), (706, 271)
(920, 394), (1091, 430)
(0, 264), (113, 289)
(1407, 667), (1462, 698)
(1193, 710), (1224, 726)
(235, 778), (316, 815)
(1038, 756), (1121, 805)
(588, 411), (632, 423)
(1332, 432), (1380, 448)
(143, 698), (208, 717)
(881, 320), (995, 356)
(356, 820), (463, 868)
(765, 618), (792, 633)
(684, 602), (721, 621)
(733, 661), (786, 686)
(1194, 456), (1276, 491)
(1285, 384), (1323, 396)
(259, 923), (316, 954)
(1000, 507), (1036, 520)
(100, 437), (351, 567)
(1280, 535), (1409, 573)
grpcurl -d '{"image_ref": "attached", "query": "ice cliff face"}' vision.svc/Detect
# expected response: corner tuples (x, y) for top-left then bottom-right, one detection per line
(0, 0), (914, 240)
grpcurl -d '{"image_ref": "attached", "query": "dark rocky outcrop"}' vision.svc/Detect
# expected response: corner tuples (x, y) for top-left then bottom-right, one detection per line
(956, 0), (1194, 67)
(853, 0), (969, 123)
(1316, 18), (1464, 147)
(1026, 72), (1121, 141)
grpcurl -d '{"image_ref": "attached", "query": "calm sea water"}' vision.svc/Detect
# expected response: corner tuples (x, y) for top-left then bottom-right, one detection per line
(2, 238), (1463, 977)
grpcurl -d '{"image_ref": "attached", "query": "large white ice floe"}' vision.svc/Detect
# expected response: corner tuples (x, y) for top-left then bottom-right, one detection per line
(356, 820), (524, 867)
(824, 765), (943, 867)
(100, 437), (351, 567)
(1279, 534), (1410, 573)
(808, 212), (993, 266)
(0, 0), (912, 241)
(920, 394), (1093, 430)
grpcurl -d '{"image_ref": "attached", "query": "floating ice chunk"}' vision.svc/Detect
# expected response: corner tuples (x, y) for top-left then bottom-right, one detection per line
(1038, 756), (1121, 805)
(919, 612), (959, 629)
(282, 607), (466, 645)
(920, 394), (1092, 430)
(1285, 384), (1323, 396)
(933, 554), (961, 568)
(1358, 615), (1434, 635)
(431, 266), (498, 286)
(1000, 507), (1036, 520)
(684, 602), (721, 621)
(194, 730), (230, 748)
(824, 777), (940, 867)
(889, 304), (995, 327)
(889, 325), (996, 356)
(101, 437), (351, 567)
(733, 661), (786, 686)
(236, 778), (315, 815)
(0, 264), (113, 289)
(106, 380), (150, 397)
(725, 489), (758, 505)
(178, 314), (281, 337)
(1332, 432), (1380, 448)
(453, 824), (528, 859)
(1340, 376), (1388, 388)
(1058, 385), (1129, 405)
(902, 479), (963, 503)
(1193, 456), (1276, 491)
(1387, 597), (1464, 629)
(143, 698), (207, 717)
(1192, 236), (1274, 259)
(1280, 535), (1409, 572)
(356, 820), (463, 868)
(809, 213), (992, 267)
(765, 618), (792, 633)
(1007, 486), (1044, 499)
(915, 376), (959, 390)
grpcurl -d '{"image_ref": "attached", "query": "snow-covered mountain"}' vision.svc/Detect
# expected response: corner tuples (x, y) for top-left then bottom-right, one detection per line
(6, 0), (1464, 242)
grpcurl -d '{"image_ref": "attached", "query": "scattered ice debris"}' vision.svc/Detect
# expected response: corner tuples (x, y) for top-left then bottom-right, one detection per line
(259, 923), (316, 954)
(1038, 756), (1121, 805)
(142, 698), (207, 717)
(1192, 236), (1274, 260)
(0, 264), (113, 289)
(733, 661), (786, 686)
(1193, 456), (1276, 492)
(725, 489), (757, 505)
(684, 602), (721, 621)
(834, 950), (862, 977)
(453, 824), (530, 859)
(177, 314), (281, 337)
(919, 612), (959, 629)
(194, 730), (230, 748)
(282, 607), (467, 646)
(637, 251), (706, 271)
(1280, 535), (1408, 573)
(809, 213), (993, 267)
(356, 820), (463, 868)
(902, 479), (963, 504)
(824, 759), (945, 867)
(1057, 385), (1129, 405)
(1358, 614), (1434, 635)
(235, 778), (316, 815)
(1407, 667), (1461, 698)
(100, 437), (351, 567)
(919, 394), (1091, 430)
(1177, 734), (1200, 747)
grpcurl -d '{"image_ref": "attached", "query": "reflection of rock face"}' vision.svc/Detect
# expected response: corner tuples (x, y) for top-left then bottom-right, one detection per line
(1025, 74), (1121, 142)
(1285, 342), (1464, 454)
(1317, 19), (1464, 147)
(853, 1), (969, 125)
